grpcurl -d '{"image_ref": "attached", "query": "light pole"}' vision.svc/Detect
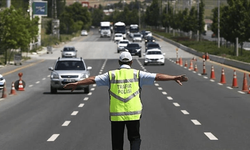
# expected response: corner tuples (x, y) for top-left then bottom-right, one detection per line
(218, 0), (220, 48)
(197, 0), (199, 41)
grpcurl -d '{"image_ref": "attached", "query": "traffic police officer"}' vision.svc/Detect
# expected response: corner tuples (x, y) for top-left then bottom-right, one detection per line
(64, 51), (188, 150)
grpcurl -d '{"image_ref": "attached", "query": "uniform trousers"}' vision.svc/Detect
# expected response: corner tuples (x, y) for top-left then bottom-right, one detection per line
(111, 120), (141, 150)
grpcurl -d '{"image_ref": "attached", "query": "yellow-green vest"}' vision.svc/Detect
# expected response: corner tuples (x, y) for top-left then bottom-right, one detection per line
(108, 69), (142, 121)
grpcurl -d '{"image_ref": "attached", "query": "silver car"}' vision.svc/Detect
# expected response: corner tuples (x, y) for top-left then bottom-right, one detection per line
(48, 57), (92, 94)
(0, 74), (6, 90)
(61, 46), (77, 58)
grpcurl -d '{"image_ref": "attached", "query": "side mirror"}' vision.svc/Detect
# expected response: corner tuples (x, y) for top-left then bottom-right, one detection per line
(87, 66), (92, 70)
(48, 67), (54, 71)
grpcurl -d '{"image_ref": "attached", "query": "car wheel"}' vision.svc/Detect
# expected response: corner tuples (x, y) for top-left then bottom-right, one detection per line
(117, 50), (119, 53)
(50, 86), (57, 94)
(161, 63), (165, 66)
(138, 53), (141, 57)
(144, 63), (147, 66)
(84, 86), (89, 94)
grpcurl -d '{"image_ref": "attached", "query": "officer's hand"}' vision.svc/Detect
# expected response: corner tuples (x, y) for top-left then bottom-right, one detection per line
(63, 82), (78, 92)
(175, 74), (188, 86)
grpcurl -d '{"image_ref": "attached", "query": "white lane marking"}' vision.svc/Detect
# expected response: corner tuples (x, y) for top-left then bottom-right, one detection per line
(204, 132), (218, 140)
(158, 87), (162, 90)
(47, 75), (50, 77)
(91, 88), (95, 91)
(218, 83), (223, 86)
(191, 119), (201, 125)
(71, 111), (78, 116)
(198, 73), (202, 76)
(173, 102), (180, 107)
(155, 83), (159, 86)
(203, 76), (208, 79)
(238, 91), (246, 94)
(47, 134), (60, 141)
(62, 121), (71, 126)
(93, 84), (96, 87)
(42, 78), (46, 80)
(36, 81), (40, 84)
(29, 85), (33, 87)
(167, 96), (173, 100)
(181, 110), (189, 115)
(87, 92), (92, 95)
(78, 103), (85, 107)
(210, 79), (215, 82)
(227, 86), (233, 90)
(162, 92), (167, 95)
(83, 97), (89, 101)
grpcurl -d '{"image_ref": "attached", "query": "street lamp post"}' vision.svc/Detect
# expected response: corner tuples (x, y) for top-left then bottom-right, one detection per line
(218, 0), (220, 48)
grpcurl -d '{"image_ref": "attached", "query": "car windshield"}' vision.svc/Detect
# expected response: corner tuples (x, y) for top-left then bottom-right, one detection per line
(116, 34), (122, 37)
(134, 34), (141, 37)
(127, 44), (139, 48)
(147, 51), (162, 55)
(148, 44), (160, 48)
(55, 61), (85, 70)
(120, 41), (128, 44)
(63, 47), (75, 51)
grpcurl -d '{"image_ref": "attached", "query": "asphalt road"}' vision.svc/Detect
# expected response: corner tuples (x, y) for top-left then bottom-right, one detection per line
(0, 29), (250, 150)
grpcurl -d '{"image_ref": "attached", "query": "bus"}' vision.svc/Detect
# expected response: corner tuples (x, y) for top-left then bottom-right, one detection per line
(114, 21), (126, 39)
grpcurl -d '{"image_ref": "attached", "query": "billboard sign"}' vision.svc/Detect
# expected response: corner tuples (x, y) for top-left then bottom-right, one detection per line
(32, 1), (48, 16)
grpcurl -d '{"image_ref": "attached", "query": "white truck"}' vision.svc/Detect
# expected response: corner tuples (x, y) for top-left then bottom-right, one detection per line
(100, 21), (111, 38)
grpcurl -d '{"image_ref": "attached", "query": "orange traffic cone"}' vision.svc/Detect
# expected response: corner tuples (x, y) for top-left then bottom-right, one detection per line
(194, 64), (198, 72)
(2, 83), (7, 98)
(205, 53), (210, 61)
(188, 60), (193, 70)
(232, 70), (238, 88)
(9, 82), (17, 95)
(184, 61), (188, 68)
(176, 58), (179, 65)
(220, 68), (226, 84)
(210, 65), (216, 79)
(179, 57), (183, 66)
(18, 80), (25, 91)
(242, 73), (248, 92)
(201, 60), (207, 75)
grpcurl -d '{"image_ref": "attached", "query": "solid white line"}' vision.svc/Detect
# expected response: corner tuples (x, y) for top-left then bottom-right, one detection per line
(62, 121), (71, 126)
(162, 92), (167, 95)
(158, 87), (162, 90)
(204, 132), (218, 140)
(83, 97), (89, 101)
(78, 103), (85, 107)
(181, 110), (189, 115)
(71, 111), (78, 116)
(47, 134), (60, 141)
(191, 119), (201, 125)
(173, 102), (180, 107)
(167, 96), (173, 100)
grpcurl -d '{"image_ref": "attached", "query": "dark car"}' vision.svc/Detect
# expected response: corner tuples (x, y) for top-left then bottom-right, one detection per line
(144, 36), (156, 45)
(145, 42), (161, 52)
(124, 43), (142, 57)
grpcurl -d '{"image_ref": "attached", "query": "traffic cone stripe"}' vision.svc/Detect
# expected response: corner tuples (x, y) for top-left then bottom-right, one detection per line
(232, 70), (238, 88)
(242, 73), (248, 92)
(210, 65), (216, 79)
(220, 68), (226, 84)
(9, 82), (17, 95)
(18, 80), (25, 91)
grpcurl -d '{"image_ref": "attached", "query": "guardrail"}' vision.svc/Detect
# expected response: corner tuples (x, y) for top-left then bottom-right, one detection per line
(154, 34), (250, 72)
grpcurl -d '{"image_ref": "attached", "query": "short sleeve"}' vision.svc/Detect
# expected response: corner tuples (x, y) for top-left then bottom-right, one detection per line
(139, 71), (156, 87)
(95, 72), (109, 86)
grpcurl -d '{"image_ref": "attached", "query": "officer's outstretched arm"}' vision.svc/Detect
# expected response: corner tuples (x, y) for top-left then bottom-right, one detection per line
(63, 76), (96, 92)
(155, 74), (188, 86)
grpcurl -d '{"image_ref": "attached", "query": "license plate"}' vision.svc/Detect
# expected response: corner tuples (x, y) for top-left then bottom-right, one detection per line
(64, 78), (74, 82)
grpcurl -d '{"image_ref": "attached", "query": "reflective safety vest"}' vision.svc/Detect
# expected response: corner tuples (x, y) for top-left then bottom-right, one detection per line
(109, 69), (142, 121)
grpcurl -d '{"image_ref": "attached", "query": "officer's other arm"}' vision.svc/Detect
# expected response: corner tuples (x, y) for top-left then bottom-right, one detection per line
(155, 74), (188, 86)
(63, 76), (96, 92)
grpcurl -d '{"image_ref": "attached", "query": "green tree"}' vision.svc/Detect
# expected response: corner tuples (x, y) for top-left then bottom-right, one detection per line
(0, 6), (38, 64)
(91, 5), (104, 27)
(145, 0), (160, 27)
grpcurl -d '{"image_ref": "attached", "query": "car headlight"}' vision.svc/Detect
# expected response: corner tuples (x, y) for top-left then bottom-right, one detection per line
(80, 73), (89, 79)
(51, 72), (59, 79)
(136, 49), (141, 52)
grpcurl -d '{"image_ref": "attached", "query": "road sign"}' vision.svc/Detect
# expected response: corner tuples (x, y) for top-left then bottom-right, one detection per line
(32, 1), (48, 16)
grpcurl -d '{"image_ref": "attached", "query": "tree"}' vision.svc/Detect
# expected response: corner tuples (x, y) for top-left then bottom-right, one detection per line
(0, 6), (38, 64)
(145, 0), (160, 27)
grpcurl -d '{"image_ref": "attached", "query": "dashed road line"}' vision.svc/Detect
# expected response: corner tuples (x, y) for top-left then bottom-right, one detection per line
(158, 87), (162, 90)
(181, 110), (189, 115)
(47, 134), (60, 142)
(36, 81), (40, 84)
(62, 121), (71, 126)
(162, 91), (167, 95)
(191, 119), (201, 125)
(83, 97), (89, 101)
(167, 96), (173, 100)
(71, 111), (78, 116)
(173, 102), (180, 107)
(78, 103), (85, 107)
(204, 132), (218, 140)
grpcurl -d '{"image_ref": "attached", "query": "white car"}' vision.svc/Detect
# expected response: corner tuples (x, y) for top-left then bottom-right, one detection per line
(81, 30), (88, 36)
(144, 49), (165, 65)
(117, 40), (130, 53)
(114, 33), (123, 42)
(132, 33), (142, 42)
(0, 74), (6, 90)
